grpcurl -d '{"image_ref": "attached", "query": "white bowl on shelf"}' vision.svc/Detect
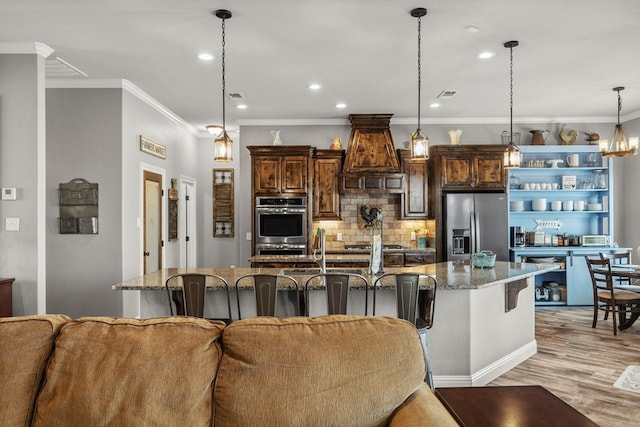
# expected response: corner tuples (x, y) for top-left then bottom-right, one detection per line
(587, 203), (603, 211)
(531, 198), (547, 211)
(510, 201), (525, 211)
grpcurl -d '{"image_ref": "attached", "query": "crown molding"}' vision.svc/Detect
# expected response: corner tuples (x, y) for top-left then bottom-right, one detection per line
(45, 78), (197, 135)
(0, 42), (54, 57)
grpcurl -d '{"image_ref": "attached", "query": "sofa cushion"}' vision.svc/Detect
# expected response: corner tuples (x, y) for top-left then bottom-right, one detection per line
(215, 315), (426, 427)
(0, 314), (70, 427)
(32, 316), (225, 427)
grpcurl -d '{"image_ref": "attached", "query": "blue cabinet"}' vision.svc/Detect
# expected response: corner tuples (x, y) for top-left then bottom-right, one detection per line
(508, 145), (625, 306)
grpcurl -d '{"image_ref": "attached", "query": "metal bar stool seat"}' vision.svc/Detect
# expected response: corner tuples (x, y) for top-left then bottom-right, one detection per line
(304, 272), (369, 316)
(234, 273), (300, 319)
(165, 273), (232, 323)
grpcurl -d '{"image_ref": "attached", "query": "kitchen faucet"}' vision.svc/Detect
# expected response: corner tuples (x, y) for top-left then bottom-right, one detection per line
(313, 228), (326, 273)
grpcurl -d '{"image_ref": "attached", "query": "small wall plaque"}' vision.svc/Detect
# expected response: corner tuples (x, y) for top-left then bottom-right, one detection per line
(139, 136), (166, 159)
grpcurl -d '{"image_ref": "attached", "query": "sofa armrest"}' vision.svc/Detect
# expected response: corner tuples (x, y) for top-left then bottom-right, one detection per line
(387, 383), (460, 426)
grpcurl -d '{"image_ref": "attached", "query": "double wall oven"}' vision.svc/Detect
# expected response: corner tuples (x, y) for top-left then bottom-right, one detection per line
(254, 196), (307, 255)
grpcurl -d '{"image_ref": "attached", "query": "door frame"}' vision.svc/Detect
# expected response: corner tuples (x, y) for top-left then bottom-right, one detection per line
(179, 175), (197, 267)
(140, 163), (166, 275)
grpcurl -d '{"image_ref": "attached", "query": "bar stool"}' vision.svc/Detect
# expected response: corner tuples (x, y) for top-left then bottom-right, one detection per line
(304, 272), (369, 316)
(373, 272), (437, 390)
(234, 273), (300, 319)
(165, 273), (232, 323)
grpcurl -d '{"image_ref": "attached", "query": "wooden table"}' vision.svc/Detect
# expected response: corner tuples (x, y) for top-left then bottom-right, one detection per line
(435, 386), (598, 426)
(0, 278), (15, 317)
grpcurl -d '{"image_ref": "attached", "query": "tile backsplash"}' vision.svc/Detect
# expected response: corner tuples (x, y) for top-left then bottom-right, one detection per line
(313, 193), (435, 250)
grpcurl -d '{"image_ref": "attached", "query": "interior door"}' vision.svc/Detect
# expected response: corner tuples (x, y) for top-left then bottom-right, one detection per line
(181, 179), (197, 268)
(143, 171), (163, 274)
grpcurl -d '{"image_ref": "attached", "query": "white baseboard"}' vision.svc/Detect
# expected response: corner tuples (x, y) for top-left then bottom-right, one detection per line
(433, 340), (537, 388)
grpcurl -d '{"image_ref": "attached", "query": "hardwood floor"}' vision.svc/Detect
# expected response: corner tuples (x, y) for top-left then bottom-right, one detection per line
(489, 307), (640, 427)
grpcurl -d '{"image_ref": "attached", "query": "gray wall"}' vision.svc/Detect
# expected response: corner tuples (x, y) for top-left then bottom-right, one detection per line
(46, 88), (123, 317)
(0, 53), (44, 315)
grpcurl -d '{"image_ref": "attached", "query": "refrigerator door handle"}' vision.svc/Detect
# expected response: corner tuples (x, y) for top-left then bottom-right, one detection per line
(473, 209), (480, 253)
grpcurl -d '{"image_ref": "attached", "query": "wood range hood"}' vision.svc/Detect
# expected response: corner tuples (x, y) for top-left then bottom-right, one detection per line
(340, 114), (405, 194)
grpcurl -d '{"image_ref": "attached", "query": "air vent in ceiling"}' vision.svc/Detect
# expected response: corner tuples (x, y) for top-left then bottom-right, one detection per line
(45, 57), (88, 78)
(437, 90), (457, 99)
(226, 92), (245, 101)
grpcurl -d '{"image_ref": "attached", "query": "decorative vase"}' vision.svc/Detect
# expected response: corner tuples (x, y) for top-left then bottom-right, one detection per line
(448, 129), (462, 145)
(271, 130), (282, 145)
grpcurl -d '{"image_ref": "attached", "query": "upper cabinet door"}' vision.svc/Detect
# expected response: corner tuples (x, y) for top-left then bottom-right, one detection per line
(399, 149), (428, 219)
(474, 153), (505, 189)
(254, 157), (281, 193)
(440, 153), (473, 189)
(313, 150), (343, 220)
(281, 156), (308, 193)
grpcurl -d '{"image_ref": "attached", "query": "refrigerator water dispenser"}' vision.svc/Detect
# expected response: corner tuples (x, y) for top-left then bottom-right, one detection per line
(452, 229), (470, 255)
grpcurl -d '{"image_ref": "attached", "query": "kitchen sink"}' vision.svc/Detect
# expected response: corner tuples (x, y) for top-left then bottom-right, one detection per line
(280, 268), (367, 276)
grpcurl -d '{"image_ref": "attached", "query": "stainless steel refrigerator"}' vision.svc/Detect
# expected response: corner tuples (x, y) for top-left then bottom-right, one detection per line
(444, 193), (509, 262)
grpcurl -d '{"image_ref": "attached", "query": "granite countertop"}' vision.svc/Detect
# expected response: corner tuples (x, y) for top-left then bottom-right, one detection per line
(113, 261), (558, 291)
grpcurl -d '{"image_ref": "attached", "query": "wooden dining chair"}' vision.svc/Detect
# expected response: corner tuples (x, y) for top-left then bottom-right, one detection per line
(165, 273), (232, 323)
(234, 273), (300, 319)
(585, 257), (640, 335)
(372, 272), (437, 390)
(599, 251), (640, 290)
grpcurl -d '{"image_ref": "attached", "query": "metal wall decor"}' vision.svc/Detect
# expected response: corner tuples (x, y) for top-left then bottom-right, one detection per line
(168, 183), (178, 241)
(213, 168), (234, 237)
(58, 178), (98, 234)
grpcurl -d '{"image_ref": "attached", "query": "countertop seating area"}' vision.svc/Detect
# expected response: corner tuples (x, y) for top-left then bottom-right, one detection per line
(0, 314), (458, 427)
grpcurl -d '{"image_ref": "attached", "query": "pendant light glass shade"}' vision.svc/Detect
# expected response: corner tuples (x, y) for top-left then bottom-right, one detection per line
(503, 40), (520, 169)
(214, 9), (233, 162)
(599, 87), (638, 157)
(410, 8), (429, 160)
(214, 130), (233, 161)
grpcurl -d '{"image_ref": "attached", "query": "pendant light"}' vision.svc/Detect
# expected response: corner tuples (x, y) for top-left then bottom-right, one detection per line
(599, 87), (638, 157)
(503, 40), (520, 168)
(214, 9), (233, 162)
(410, 7), (429, 160)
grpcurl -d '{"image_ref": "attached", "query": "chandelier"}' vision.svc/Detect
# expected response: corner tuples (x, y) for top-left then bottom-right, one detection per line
(599, 87), (638, 157)
(214, 9), (233, 162)
(410, 7), (429, 160)
(503, 40), (521, 168)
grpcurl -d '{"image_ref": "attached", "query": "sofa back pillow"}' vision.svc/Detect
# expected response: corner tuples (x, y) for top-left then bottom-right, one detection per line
(0, 315), (70, 427)
(32, 316), (224, 427)
(215, 315), (426, 427)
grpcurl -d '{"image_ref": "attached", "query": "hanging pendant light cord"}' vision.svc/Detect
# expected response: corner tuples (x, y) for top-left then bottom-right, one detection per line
(221, 16), (227, 133)
(509, 44), (514, 143)
(617, 88), (622, 126)
(416, 14), (422, 133)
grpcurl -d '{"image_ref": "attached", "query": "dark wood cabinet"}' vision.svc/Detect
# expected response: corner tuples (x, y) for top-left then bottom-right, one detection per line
(0, 278), (15, 317)
(398, 149), (428, 218)
(313, 149), (343, 220)
(340, 173), (405, 194)
(384, 252), (405, 267)
(248, 146), (314, 196)
(437, 145), (505, 190)
(404, 251), (435, 266)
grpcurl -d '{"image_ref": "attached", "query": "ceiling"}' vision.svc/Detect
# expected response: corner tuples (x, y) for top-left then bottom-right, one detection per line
(2, 0), (639, 136)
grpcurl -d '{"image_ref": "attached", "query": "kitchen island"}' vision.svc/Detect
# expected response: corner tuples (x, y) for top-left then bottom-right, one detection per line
(114, 260), (557, 387)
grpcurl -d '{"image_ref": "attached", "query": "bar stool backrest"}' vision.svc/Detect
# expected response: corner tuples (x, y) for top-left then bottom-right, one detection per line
(235, 274), (299, 319)
(304, 273), (369, 316)
(165, 273), (232, 322)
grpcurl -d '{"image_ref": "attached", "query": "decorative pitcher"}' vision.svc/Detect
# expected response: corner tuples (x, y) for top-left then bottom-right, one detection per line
(271, 130), (282, 145)
(530, 130), (550, 145)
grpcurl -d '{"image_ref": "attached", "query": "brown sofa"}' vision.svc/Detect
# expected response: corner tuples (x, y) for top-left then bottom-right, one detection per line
(0, 314), (458, 426)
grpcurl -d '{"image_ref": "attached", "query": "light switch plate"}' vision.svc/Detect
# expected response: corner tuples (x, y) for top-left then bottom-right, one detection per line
(2, 187), (16, 200)
(337, 232), (343, 241)
(5, 217), (20, 231)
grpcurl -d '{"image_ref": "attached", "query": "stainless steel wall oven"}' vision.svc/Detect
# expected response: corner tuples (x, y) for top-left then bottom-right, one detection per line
(255, 196), (307, 254)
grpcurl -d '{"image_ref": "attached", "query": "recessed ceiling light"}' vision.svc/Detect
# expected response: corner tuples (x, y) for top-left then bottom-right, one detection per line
(465, 25), (479, 33)
(429, 103), (440, 108)
(477, 51), (495, 59)
(198, 53), (214, 61)
(308, 83), (321, 91)
(236, 104), (247, 109)
(335, 102), (347, 109)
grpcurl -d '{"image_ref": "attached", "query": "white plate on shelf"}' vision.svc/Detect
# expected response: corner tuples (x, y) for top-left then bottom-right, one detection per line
(528, 257), (557, 263)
